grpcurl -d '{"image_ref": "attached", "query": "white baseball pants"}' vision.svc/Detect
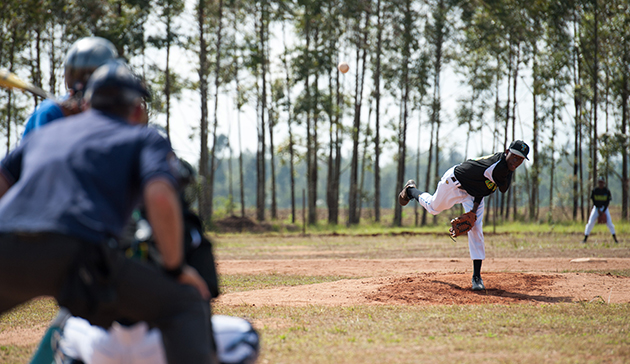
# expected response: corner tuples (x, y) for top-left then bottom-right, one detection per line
(415, 166), (486, 260)
(584, 206), (616, 236)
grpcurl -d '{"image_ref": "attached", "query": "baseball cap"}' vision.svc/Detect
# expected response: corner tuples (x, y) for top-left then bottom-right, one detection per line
(598, 176), (606, 182)
(509, 140), (530, 160)
(84, 61), (149, 102)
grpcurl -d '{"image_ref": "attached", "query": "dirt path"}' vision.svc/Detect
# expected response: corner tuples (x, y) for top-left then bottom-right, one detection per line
(215, 258), (630, 306)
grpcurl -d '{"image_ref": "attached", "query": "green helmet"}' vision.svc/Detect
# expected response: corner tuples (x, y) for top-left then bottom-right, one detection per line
(64, 37), (118, 92)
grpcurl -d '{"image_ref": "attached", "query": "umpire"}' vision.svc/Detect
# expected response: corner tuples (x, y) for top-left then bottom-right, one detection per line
(0, 62), (215, 364)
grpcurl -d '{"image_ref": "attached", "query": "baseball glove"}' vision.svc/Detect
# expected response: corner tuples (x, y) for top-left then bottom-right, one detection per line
(449, 211), (477, 238)
(597, 212), (607, 224)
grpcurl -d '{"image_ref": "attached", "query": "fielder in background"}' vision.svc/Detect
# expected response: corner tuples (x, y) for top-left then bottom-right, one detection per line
(0, 61), (215, 364)
(583, 176), (618, 244)
(21, 36), (118, 138)
(398, 140), (529, 291)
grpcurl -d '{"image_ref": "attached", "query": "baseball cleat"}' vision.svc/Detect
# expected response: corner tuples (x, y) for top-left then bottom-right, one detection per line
(398, 179), (417, 206)
(472, 276), (485, 291)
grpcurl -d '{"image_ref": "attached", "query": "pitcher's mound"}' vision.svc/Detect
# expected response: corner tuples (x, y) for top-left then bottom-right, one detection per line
(217, 272), (630, 306)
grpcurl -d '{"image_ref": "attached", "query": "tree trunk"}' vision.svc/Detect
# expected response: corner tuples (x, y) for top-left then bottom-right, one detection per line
(358, 103), (372, 220)
(502, 40), (513, 219)
(267, 24), (277, 221)
(591, 0), (599, 188)
(282, 25), (296, 224)
(572, 10), (581, 220)
(256, 4), (266, 222)
(415, 113), (421, 226)
(304, 17), (316, 225)
(374, 0), (382, 223)
(549, 91), (557, 222)
(237, 77), (245, 218)
(197, 0), (210, 224)
(431, 0), (445, 226)
(511, 43), (520, 220)
(208, 0), (224, 223)
(422, 121), (434, 226)
(622, 62), (629, 221)
(529, 43), (539, 221)
(348, 11), (369, 226)
(327, 54), (340, 225)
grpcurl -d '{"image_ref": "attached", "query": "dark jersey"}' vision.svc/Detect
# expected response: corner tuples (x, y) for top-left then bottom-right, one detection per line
(0, 109), (177, 244)
(454, 152), (513, 200)
(591, 187), (611, 208)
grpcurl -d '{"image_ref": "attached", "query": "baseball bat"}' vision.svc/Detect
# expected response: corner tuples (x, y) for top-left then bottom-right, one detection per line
(0, 69), (56, 101)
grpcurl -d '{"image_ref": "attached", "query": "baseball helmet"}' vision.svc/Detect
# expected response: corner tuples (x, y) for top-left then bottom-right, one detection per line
(64, 37), (118, 92)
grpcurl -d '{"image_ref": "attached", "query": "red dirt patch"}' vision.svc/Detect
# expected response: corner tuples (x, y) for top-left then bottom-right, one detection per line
(368, 272), (566, 305)
(216, 259), (630, 307)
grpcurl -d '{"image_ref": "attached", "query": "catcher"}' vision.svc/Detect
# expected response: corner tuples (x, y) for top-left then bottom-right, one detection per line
(583, 176), (618, 243)
(399, 140), (529, 291)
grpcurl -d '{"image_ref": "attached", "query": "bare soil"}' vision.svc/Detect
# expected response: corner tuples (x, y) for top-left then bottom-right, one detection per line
(215, 258), (630, 306)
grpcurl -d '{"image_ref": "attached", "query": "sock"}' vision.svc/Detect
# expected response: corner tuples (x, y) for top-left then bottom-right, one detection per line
(407, 187), (422, 201)
(583, 235), (588, 242)
(473, 260), (482, 278)
(613, 234), (618, 242)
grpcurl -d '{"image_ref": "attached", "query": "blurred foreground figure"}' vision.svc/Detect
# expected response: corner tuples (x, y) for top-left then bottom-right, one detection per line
(22, 36), (118, 138)
(0, 61), (214, 364)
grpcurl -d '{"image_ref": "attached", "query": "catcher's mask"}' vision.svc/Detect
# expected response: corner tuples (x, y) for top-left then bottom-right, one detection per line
(64, 37), (118, 94)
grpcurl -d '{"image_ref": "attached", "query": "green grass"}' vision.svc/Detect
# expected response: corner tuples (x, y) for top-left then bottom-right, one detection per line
(214, 303), (630, 364)
(213, 229), (630, 260)
(220, 274), (356, 294)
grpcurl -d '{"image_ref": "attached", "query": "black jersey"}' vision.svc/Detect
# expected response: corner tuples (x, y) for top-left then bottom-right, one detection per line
(591, 187), (611, 208)
(453, 152), (513, 200)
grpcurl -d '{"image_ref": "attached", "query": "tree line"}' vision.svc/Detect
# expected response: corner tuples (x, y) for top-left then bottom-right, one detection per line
(1, 0), (628, 227)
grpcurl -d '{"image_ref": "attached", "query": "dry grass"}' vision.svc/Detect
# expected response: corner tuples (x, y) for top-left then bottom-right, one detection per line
(214, 303), (630, 364)
(1, 229), (629, 363)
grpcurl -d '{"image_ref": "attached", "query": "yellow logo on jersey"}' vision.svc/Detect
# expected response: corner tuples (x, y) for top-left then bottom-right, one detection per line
(485, 180), (497, 191)
(593, 195), (608, 201)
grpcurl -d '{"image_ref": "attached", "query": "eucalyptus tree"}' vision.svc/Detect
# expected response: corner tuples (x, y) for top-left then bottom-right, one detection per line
(347, 0), (372, 226)
(146, 0), (185, 139)
(321, 0), (345, 225)
(0, 0), (29, 153)
(222, 0), (252, 218)
(280, 17), (298, 223)
(206, 0), (226, 222)
(380, 0), (423, 227)
(195, 0), (211, 223)
(293, 0), (328, 225)
(253, 1), (269, 222)
(372, 0), (384, 222)
(453, 9), (495, 160)
(422, 0), (454, 225)
(598, 0), (630, 220)
(538, 1), (573, 222)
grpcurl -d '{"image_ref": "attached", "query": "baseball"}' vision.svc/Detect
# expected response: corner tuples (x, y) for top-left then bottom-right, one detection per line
(338, 62), (349, 74)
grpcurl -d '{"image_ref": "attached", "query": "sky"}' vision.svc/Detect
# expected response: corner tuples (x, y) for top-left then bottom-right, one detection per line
(5, 2), (587, 173)
(140, 5), (543, 170)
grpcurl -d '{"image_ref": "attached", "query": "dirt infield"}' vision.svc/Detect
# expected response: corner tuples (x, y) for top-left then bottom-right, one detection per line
(215, 258), (630, 306)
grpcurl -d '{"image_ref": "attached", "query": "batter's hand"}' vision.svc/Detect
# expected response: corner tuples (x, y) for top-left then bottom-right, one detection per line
(178, 264), (210, 300)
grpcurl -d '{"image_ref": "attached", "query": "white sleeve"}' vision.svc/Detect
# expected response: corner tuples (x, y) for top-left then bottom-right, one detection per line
(483, 160), (501, 183)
